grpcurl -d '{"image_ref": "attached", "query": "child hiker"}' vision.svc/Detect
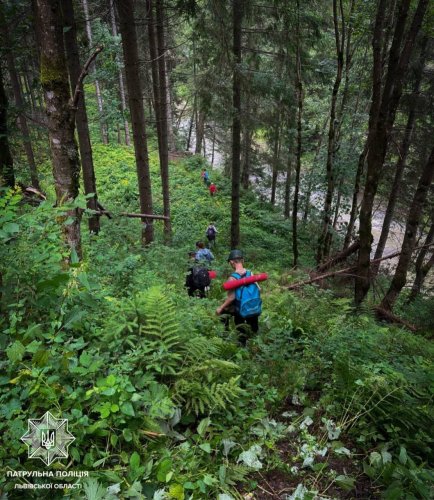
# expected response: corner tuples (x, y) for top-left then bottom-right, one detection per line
(205, 223), (218, 248)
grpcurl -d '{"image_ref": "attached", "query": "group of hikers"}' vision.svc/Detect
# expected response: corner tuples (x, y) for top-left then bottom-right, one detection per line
(201, 169), (217, 197)
(185, 224), (262, 345)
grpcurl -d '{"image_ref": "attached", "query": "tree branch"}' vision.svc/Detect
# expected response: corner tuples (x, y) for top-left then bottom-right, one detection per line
(95, 210), (169, 221)
(288, 242), (434, 290)
(317, 239), (360, 273)
(70, 46), (103, 109)
(120, 212), (170, 220)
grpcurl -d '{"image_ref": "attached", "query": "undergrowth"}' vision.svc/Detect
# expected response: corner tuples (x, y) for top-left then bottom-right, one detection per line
(1, 144), (433, 499)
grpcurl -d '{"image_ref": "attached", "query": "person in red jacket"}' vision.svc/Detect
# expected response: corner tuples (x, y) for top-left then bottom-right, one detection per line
(209, 182), (217, 196)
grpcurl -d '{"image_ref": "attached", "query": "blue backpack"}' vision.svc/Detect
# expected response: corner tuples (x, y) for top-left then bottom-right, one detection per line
(232, 271), (262, 318)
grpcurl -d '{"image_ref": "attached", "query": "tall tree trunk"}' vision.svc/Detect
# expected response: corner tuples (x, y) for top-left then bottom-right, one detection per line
(408, 253), (434, 303)
(270, 118), (280, 206)
(0, 4), (40, 188)
(303, 117), (328, 221)
(116, 0), (154, 244)
(62, 0), (100, 234)
(0, 64), (14, 188)
(284, 151), (292, 220)
(82, 0), (108, 144)
(355, 0), (429, 305)
(155, 0), (172, 241)
(186, 95), (195, 151)
(186, 110), (195, 151)
(380, 146), (434, 310)
(317, 0), (345, 264)
(147, 0), (163, 155)
(335, 0), (355, 144)
(195, 110), (205, 155)
(407, 219), (434, 302)
(231, 0), (243, 248)
(211, 125), (216, 167)
(332, 178), (343, 230)
(292, 4), (303, 267)
(109, 0), (130, 146)
(23, 50), (42, 107)
(186, 38), (196, 152)
(343, 141), (368, 248)
(5, 53), (40, 189)
(372, 36), (427, 273)
(241, 127), (252, 190)
(34, 0), (81, 256)
(164, 55), (176, 152)
(23, 65), (37, 110)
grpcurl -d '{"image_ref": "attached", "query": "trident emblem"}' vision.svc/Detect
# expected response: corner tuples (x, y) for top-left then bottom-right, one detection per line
(41, 430), (55, 449)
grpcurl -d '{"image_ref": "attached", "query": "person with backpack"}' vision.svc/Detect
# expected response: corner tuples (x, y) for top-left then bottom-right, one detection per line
(195, 241), (214, 262)
(216, 249), (262, 345)
(185, 251), (211, 298)
(203, 169), (210, 186)
(209, 182), (217, 196)
(205, 223), (218, 248)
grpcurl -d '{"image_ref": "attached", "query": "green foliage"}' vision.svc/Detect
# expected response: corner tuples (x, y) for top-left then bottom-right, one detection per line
(1, 146), (433, 499)
(364, 447), (434, 499)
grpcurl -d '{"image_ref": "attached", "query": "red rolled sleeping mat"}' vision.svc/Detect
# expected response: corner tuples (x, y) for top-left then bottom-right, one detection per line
(223, 273), (268, 290)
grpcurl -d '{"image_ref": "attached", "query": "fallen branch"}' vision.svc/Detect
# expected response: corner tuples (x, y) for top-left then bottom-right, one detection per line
(96, 201), (112, 219)
(288, 265), (356, 290)
(317, 239), (360, 273)
(94, 210), (169, 221)
(288, 242), (434, 290)
(374, 306), (417, 332)
(71, 46), (103, 109)
(120, 212), (169, 221)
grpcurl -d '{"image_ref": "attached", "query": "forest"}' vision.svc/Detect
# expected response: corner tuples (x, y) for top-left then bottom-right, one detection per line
(0, 0), (433, 498)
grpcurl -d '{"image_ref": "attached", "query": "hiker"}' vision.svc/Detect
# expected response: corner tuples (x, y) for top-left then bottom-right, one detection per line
(195, 241), (214, 263)
(209, 182), (217, 196)
(205, 223), (218, 248)
(216, 249), (262, 345)
(185, 251), (210, 298)
(202, 169), (210, 186)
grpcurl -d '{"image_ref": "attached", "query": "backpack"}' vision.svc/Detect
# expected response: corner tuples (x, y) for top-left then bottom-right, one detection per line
(206, 226), (216, 237)
(232, 271), (262, 318)
(192, 266), (211, 288)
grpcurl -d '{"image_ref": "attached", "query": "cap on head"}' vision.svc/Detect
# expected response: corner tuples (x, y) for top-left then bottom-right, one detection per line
(227, 249), (243, 261)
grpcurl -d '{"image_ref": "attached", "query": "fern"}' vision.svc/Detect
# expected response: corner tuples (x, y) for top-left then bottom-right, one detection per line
(137, 287), (183, 375)
(130, 287), (245, 414)
(183, 335), (221, 362)
(174, 376), (245, 415)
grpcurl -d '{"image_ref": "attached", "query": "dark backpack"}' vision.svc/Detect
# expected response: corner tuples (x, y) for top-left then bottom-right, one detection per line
(206, 226), (216, 237)
(192, 266), (211, 288)
(232, 271), (262, 318)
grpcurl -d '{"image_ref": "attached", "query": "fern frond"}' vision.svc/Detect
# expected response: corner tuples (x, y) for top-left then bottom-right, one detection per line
(173, 376), (245, 415)
(136, 287), (183, 376)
